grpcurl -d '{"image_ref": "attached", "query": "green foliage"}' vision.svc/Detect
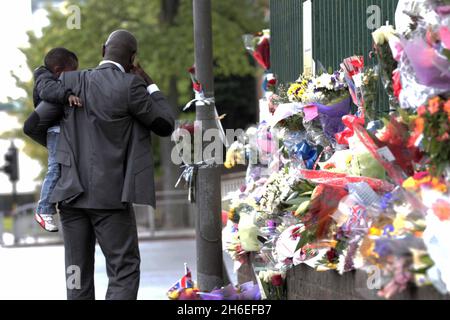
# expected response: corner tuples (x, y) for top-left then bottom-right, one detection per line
(5, 0), (267, 170)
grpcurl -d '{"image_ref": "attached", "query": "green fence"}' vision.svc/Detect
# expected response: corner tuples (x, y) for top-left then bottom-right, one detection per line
(270, 0), (304, 83)
(270, 0), (399, 113)
(312, 0), (398, 71)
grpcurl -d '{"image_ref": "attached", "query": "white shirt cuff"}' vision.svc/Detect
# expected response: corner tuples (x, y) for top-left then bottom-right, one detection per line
(147, 84), (160, 95)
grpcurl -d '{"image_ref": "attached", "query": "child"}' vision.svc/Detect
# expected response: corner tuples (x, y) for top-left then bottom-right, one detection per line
(33, 47), (82, 232)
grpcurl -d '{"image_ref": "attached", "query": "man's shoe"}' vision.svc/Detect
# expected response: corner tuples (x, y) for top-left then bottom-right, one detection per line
(35, 213), (59, 232)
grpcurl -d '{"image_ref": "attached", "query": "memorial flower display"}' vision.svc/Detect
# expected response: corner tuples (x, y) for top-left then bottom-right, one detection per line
(221, 0), (450, 300)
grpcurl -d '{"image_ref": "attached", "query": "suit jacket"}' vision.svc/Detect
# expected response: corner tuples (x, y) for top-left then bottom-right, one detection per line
(24, 63), (175, 209)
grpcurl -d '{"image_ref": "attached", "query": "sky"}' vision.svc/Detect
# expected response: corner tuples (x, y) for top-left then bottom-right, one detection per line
(0, 0), (50, 194)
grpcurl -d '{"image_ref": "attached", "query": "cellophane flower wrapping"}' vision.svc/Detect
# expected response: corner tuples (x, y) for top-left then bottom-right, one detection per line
(315, 97), (352, 144)
(372, 25), (400, 111)
(257, 269), (287, 300)
(243, 30), (271, 70)
(361, 67), (380, 121)
(396, 2), (450, 110)
(348, 134), (387, 180)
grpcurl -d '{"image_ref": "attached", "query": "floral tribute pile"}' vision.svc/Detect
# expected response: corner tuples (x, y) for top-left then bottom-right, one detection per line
(167, 264), (261, 300)
(223, 0), (450, 300)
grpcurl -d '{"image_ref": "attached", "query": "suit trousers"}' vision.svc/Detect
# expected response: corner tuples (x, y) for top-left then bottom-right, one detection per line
(59, 204), (141, 300)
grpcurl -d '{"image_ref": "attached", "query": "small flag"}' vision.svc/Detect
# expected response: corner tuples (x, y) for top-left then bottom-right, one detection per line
(167, 263), (194, 297)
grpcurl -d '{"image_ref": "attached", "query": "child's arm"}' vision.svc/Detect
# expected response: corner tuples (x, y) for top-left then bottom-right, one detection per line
(34, 67), (81, 107)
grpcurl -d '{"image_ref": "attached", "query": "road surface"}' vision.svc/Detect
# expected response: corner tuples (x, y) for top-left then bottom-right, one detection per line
(0, 239), (237, 300)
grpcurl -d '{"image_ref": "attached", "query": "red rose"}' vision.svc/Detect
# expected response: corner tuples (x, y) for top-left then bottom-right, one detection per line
(326, 248), (338, 262)
(271, 274), (283, 287)
(392, 69), (402, 99)
(181, 123), (195, 135)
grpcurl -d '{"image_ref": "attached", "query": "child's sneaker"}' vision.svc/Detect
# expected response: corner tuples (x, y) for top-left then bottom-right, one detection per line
(35, 212), (59, 232)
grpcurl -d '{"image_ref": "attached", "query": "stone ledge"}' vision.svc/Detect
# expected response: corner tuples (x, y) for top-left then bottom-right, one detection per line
(287, 264), (450, 300)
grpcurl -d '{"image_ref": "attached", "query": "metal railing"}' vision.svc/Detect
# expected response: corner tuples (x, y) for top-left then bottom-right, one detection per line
(1, 171), (247, 247)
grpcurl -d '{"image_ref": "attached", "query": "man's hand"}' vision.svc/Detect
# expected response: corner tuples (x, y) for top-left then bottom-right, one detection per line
(131, 63), (154, 86)
(68, 95), (82, 107)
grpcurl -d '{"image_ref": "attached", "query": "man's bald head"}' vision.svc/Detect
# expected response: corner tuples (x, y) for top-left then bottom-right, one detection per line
(103, 30), (138, 72)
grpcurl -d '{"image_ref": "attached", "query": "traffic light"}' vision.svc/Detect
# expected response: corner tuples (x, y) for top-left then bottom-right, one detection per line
(2, 142), (19, 182)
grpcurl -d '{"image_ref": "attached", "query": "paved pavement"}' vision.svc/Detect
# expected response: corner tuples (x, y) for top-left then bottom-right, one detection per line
(0, 239), (237, 300)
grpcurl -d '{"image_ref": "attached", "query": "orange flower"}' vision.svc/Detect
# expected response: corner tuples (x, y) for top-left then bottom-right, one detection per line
(414, 117), (425, 135)
(432, 200), (450, 221)
(444, 100), (450, 115)
(428, 97), (441, 115)
(430, 177), (448, 193)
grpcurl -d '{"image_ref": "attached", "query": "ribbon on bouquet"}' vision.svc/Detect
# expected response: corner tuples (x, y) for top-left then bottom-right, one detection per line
(175, 159), (217, 203)
(335, 115), (365, 146)
(183, 92), (215, 111)
(175, 163), (198, 203)
(184, 66), (229, 147)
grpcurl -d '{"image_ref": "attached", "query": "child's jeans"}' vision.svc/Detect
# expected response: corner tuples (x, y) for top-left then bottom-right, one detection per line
(36, 130), (61, 215)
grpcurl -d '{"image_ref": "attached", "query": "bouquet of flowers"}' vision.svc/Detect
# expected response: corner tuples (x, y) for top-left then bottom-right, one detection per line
(413, 96), (450, 175)
(287, 71), (352, 145)
(341, 56), (365, 109)
(243, 29), (271, 70)
(372, 25), (400, 111)
(361, 67), (380, 121)
(225, 140), (246, 169)
(257, 269), (287, 300)
(287, 72), (349, 105)
(394, 1), (450, 110)
(258, 170), (294, 215)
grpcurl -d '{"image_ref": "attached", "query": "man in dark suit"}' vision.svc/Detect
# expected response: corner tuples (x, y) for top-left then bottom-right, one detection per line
(24, 30), (175, 300)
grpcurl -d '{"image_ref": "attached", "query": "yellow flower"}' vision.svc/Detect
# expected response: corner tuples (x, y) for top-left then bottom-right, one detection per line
(168, 290), (180, 300)
(369, 227), (383, 236)
(345, 154), (353, 166)
(372, 25), (397, 45)
(402, 177), (418, 190)
(393, 214), (407, 232)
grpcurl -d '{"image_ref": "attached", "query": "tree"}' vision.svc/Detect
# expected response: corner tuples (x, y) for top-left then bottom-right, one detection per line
(4, 0), (267, 226)
(7, 0), (266, 166)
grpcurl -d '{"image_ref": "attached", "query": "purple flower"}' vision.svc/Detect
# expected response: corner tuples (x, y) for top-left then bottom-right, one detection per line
(374, 240), (392, 257)
(436, 5), (450, 16)
(380, 192), (393, 210)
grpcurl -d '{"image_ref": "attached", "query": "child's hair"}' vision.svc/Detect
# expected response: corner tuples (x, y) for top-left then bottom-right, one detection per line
(44, 47), (78, 72)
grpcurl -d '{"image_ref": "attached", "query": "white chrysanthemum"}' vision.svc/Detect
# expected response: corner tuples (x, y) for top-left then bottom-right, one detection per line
(337, 252), (347, 275)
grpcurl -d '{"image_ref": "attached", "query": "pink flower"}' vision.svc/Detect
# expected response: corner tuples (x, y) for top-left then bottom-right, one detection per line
(413, 172), (429, 180)
(440, 27), (450, 49)
(437, 132), (450, 142)
(436, 5), (450, 17)
(417, 105), (427, 116)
